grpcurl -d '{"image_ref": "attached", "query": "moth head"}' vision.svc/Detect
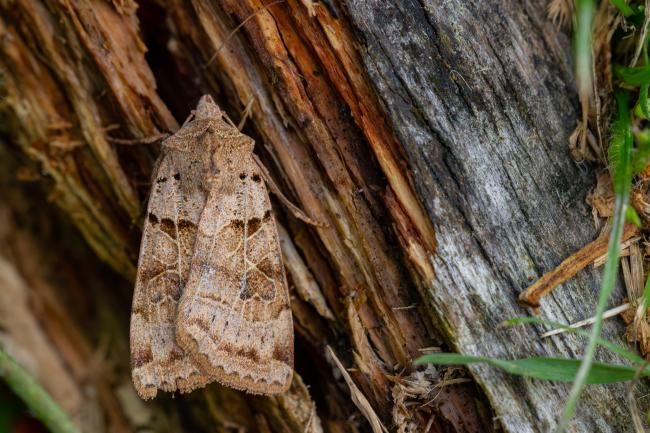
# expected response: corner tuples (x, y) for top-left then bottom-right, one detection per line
(196, 95), (222, 120)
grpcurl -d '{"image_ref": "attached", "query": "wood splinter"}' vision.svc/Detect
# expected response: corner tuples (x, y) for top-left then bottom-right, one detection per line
(518, 224), (639, 309)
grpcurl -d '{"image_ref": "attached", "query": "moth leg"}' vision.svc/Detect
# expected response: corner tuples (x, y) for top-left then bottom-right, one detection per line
(253, 154), (328, 228)
(237, 97), (255, 131)
(221, 97), (255, 130)
(181, 110), (196, 128)
(108, 112), (195, 146)
(107, 132), (169, 146)
(222, 112), (238, 129)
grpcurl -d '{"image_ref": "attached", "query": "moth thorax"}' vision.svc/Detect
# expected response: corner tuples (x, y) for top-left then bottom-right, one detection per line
(217, 137), (255, 156)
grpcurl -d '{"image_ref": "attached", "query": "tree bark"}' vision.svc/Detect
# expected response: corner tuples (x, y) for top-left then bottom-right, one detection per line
(345, 1), (650, 431)
(0, 1), (643, 432)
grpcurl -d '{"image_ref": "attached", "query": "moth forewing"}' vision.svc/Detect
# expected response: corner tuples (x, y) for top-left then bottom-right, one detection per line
(131, 95), (294, 398)
(175, 101), (294, 395)
(130, 99), (223, 399)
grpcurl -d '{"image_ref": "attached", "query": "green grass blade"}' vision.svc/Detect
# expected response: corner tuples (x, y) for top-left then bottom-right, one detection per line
(626, 206), (641, 226)
(632, 136), (650, 174)
(415, 353), (649, 384)
(634, 125), (650, 173)
(0, 348), (80, 433)
(642, 272), (650, 312)
(503, 316), (645, 364)
(614, 65), (650, 86)
(556, 90), (633, 433)
(609, 0), (637, 16)
(574, 0), (595, 105)
(637, 83), (650, 119)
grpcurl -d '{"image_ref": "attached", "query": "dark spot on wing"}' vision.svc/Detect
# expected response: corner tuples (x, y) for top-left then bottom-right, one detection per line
(236, 347), (260, 362)
(256, 256), (276, 278)
(239, 173), (247, 180)
(160, 218), (176, 239)
(168, 348), (184, 362)
(263, 210), (272, 221)
(178, 219), (196, 232)
(219, 342), (235, 355)
(156, 177), (168, 183)
(171, 284), (182, 301)
(173, 172), (181, 180)
(140, 259), (165, 281)
(148, 213), (159, 225)
(247, 217), (261, 235)
(189, 319), (209, 333)
(228, 219), (245, 236)
(240, 272), (275, 301)
(273, 344), (291, 364)
(252, 174), (261, 183)
(132, 346), (153, 367)
(131, 306), (147, 317)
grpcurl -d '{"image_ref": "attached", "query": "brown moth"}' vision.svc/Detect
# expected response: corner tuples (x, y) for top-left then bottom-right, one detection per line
(174, 98), (293, 395)
(130, 95), (293, 399)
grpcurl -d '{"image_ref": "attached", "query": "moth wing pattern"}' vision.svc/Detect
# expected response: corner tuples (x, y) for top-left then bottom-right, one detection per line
(176, 134), (294, 395)
(130, 136), (212, 399)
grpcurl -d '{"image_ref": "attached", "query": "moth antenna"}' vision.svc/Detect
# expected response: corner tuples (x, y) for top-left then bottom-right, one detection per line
(252, 154), (328, 228)
(203, 0), (286, 68)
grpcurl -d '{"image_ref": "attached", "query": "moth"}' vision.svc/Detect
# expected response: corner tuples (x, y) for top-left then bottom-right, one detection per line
(130, 95), (293, 399)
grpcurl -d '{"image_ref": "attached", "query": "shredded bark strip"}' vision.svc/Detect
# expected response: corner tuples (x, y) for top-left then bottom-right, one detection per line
(519, 224), (639, 309)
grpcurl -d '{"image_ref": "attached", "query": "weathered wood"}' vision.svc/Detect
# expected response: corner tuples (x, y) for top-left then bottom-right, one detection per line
(155, 0), (489, 431)
(2, 0), (642, 432)
(345, 1), (648, 431)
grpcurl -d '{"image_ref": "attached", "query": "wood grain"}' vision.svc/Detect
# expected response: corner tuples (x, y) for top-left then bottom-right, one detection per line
(345, 1), (649, 431)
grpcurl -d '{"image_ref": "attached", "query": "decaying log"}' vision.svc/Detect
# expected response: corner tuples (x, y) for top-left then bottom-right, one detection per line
(0, 0), (641, 432)
(346, 1), (650, 432)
